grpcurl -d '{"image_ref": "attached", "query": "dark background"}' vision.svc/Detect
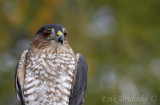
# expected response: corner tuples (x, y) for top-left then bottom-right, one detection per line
(0, 0), (160, 105)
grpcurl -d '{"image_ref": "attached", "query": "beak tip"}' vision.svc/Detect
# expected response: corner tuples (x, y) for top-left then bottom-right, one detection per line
(57, 35), (64, 44)
(59, 40), (63, 44)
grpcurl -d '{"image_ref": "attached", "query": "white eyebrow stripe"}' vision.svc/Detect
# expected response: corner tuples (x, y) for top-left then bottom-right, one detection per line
(62, 28), (65, 32)
(51, 28), (55, 35)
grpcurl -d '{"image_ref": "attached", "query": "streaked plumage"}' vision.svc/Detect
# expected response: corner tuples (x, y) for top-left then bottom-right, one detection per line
(15, 24), (88, 105)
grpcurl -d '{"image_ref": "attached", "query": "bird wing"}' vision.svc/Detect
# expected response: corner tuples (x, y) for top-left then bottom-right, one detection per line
(69, 53), (88, 105)
(15, 50), (28, 105)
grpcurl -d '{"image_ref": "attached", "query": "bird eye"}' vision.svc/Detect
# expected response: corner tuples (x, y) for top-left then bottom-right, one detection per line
(43, 30), (51, 37)
(64, 31), (67, 37)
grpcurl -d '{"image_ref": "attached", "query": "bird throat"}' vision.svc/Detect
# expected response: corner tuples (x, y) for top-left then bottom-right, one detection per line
(31, 38), (74, 55)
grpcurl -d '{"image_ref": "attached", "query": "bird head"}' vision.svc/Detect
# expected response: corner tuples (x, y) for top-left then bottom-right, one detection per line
(35, 24), (67, 44)
(31, 24), (70, 52)
(30, 24), (74, 55)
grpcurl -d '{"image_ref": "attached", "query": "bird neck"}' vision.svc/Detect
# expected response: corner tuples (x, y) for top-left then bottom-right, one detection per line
(29, 40), (75, 56)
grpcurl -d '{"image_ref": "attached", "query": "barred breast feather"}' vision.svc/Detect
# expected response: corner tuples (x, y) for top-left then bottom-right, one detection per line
(24, 52), (76, 105)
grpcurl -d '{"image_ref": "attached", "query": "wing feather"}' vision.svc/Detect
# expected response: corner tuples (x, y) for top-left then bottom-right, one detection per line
(15, 50), (28, 105)
(69, 53), (88, 105)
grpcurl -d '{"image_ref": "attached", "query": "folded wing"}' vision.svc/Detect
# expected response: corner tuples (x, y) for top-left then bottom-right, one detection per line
(69, 53), (88, 105)
(15, 50), (28, 105)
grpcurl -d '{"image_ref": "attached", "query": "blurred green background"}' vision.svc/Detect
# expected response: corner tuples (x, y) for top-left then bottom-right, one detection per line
(0, 0), (160, 105)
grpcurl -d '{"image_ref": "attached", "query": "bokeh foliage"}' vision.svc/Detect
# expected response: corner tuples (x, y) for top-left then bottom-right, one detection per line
(0, 0), (160, 105)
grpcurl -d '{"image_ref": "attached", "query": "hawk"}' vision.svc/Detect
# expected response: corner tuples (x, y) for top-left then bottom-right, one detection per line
(15, 24), (88, 105)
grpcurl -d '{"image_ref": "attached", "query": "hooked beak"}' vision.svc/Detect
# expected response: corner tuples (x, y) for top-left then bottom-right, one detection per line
(57, 31), (64, 44)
